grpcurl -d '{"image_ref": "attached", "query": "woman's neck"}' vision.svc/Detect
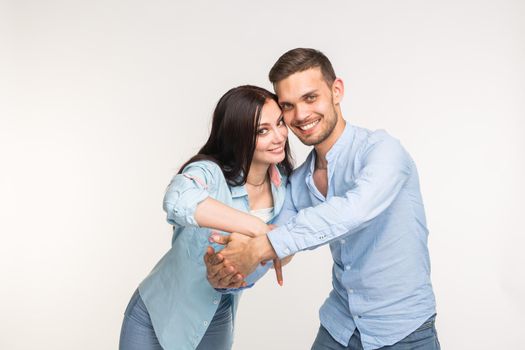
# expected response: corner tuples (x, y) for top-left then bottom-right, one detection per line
(246, 162), (273, 210)
(246, 162), (270, 186)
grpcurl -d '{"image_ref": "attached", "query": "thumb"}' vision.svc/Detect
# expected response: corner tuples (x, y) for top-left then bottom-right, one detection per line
(205, 246), (215, 256)
(209, 233), (231, 246)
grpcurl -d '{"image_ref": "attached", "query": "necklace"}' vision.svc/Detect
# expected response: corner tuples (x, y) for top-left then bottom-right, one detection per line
(246, 176), (268, 187)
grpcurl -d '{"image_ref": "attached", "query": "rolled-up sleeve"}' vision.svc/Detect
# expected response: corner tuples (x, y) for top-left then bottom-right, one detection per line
(163, 161), (218, 227)
(268, 135), (411, 259)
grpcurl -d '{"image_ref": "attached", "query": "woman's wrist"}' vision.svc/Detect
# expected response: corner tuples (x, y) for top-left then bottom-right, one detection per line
(251, 222), (271, 237)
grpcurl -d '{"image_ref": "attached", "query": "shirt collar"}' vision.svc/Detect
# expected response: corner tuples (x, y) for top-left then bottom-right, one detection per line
(308, 122), (355, 173)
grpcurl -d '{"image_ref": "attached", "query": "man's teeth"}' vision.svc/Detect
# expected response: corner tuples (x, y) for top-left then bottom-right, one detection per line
(299, 120), (319, 131)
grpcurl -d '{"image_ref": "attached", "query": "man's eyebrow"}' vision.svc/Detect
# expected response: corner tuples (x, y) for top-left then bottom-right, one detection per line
(278, 89), (318, 105)
(301, 89), (318, 99)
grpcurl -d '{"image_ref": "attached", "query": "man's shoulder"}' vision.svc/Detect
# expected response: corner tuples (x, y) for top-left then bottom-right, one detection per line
(351, 125), (403, 153)
(352, 125), (395, 144)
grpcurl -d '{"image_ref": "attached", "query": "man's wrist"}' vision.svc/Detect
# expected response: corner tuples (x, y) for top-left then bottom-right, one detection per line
(253, 235), (277, 262)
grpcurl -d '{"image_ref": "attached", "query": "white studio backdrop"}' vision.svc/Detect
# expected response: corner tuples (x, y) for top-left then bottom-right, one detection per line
(1, 1), (524, 349)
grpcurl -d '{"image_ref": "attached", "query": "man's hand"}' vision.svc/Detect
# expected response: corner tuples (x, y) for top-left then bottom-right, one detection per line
(210, 232), (278, 278)
(204, 246), (246, 289)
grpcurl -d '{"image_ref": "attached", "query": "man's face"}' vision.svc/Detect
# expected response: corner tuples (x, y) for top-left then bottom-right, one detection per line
(275, 67), (341, 146)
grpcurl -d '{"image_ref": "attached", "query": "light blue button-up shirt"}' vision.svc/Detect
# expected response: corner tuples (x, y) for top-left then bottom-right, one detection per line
(139, 160), (287, 350)
(268, 124), (436, 350)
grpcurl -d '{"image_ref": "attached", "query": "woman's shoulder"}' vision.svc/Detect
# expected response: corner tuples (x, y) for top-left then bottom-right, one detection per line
(181, 159), (221, 173)
(180, 160), (226, 187)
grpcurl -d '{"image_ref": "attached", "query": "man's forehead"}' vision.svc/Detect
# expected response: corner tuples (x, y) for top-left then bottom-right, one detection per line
(275, 68), (325, 100)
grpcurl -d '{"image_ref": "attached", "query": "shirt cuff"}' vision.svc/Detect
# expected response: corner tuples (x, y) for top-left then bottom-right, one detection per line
(267, 224), (301, 259)
(215, 283), (254, 294)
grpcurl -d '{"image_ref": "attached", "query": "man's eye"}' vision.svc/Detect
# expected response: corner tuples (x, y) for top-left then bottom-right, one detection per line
(306, 95), (316, 102)
(281, 104), (292, 111)
(277, 117), (285, 126)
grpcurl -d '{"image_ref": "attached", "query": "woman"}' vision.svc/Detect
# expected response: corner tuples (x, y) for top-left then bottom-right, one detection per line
(119, 85), (293, 350)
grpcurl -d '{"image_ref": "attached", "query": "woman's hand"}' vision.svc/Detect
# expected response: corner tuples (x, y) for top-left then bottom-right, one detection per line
(204, 246), (246, 289)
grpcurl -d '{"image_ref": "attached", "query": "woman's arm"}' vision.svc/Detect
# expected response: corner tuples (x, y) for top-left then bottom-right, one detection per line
(164, 161), (268, 236)
(194, 197), (269, 237)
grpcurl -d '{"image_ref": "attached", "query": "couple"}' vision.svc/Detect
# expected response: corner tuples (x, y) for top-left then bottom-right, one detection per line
(119, 48), (439, 350)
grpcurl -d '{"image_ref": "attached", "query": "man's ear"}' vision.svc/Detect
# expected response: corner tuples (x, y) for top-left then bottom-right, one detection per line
(332, 78), (344, 104)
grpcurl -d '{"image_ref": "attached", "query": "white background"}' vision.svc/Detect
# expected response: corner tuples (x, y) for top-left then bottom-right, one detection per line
(1, 1), (524, 349)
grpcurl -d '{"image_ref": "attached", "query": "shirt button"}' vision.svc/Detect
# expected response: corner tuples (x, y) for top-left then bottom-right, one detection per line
(348, 289), (354, 294)
(340, 239), (346, 244)
(204, 321), (208, 326)
(213, 299), (219, 305)
(345, 264), (351, 271)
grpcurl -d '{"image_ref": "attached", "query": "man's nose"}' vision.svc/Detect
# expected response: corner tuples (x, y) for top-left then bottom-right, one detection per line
(294, 103), (310, 122)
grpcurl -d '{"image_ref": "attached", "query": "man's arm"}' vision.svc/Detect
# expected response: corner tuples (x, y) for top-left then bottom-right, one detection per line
(210, 135), (411, 275)
(268, 135), (411, 259)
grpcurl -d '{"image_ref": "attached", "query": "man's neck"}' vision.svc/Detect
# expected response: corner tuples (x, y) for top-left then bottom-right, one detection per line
(314, 117), (346, 167)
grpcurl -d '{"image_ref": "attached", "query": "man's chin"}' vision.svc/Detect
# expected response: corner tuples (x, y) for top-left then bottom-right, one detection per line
(296, 134), (324, 146)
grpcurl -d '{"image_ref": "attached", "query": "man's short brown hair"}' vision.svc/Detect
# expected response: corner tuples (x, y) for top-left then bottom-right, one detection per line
(269, 48), (336, 86)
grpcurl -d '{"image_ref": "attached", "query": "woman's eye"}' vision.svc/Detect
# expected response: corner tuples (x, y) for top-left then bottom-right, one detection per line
(257, 128), (269, 135)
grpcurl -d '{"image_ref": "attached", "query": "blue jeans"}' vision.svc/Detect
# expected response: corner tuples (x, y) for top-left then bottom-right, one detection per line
(119, 290), (233, 350)
(311, 315), (440, 350)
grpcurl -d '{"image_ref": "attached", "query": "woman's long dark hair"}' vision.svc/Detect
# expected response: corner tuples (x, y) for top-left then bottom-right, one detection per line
(178, 85), (294, 186)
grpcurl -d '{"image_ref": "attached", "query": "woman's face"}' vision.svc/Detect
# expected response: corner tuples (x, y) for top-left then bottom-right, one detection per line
(251, 99), (288, 167)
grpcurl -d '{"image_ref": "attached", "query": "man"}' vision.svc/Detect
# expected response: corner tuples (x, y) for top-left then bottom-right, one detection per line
(206, 48), (439, 350)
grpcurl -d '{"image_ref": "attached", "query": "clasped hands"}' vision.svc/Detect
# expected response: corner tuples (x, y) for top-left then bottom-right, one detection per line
(204, 227), (291, 289)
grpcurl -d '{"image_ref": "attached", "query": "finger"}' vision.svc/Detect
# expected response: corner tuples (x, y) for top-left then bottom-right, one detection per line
(218, 270), (236, 287)
(204, 246), (215, 262)
(218, 264), (237, 279)
(210, 234), (231, 245)
(208, 261), (223, 278)
(207, 262), (222, 282)
(273, 259), (283, 286)
(209, 252), (224, 266)
(204, 247), (217, 274)
(226, 274), (246, 289)
(205, 249), (225, 284)
(217, 269), (243, 288)
(207, 265), (224, 288)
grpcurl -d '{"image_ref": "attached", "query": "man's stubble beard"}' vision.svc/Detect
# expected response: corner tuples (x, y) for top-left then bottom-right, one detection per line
(301, 104), (339, 146)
